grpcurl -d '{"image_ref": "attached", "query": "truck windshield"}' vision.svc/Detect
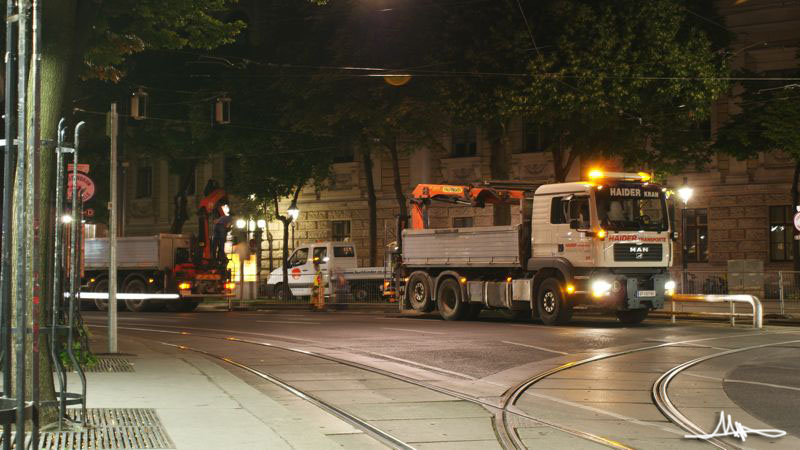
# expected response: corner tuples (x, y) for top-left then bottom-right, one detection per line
(596, 185), (668, 232)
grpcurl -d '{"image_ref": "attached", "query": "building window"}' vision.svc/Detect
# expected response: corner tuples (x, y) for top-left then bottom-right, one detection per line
(770, 206), (794, 262)
(451, 128), (477, 157)
(136, 165), (152, 198)
(518, 123), (549, 153)
(331, 220), (351, 242)
(684, 208), (708, 263)
(185, 166), (196, 196)
(453, 217), (473, 228)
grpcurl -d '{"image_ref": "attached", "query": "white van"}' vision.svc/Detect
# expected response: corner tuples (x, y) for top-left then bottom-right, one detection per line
(266, 242), (385, 300)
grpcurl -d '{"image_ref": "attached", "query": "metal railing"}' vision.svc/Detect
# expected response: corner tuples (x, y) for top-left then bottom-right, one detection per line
(672, 269), (800, 317)
(670, 294), (763, 328)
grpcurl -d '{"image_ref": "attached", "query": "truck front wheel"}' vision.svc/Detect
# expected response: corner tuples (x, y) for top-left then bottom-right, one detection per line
(92, 278), (122, 311)
(615, 309), (649, 325)
(537, 278), (573, 325)
(408, 273), (434, 312)
(437, 278), (467, 321)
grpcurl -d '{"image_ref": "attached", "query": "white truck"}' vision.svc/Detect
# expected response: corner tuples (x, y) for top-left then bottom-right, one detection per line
(399, 171), (676, 324)
(266, 241), (386, 301)
(83, 234), (233, 312)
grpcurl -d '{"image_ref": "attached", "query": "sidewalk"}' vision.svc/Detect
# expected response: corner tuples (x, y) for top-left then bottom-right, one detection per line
(63, 334), (375, 449)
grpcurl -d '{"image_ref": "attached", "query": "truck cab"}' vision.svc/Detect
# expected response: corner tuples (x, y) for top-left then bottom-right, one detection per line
(266, 242), (358, 297)
(531, 171), (674, 314)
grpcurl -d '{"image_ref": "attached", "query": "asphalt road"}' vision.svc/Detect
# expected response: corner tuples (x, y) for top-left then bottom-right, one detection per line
(83, 309), (800, 448)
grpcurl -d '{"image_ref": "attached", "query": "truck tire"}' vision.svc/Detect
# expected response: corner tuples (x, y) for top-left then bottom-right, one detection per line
(615, 309), (649, 325)
(536, 278), (573, 325)
(351, 284), (369, 302)
(437, 278), (467, 321)
(92, 278), (123, 312)
(408, 273), (434, 312)
(123, 277), (151, 312)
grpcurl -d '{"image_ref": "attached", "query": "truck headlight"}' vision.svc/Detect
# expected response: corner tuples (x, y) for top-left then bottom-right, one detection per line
(664, 280), (676, 296)
(591, 280), (612, 298)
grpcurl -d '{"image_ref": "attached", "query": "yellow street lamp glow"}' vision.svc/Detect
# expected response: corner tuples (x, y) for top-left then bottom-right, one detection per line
(637, 172), (651, 182)
(677, 185), (694, 205)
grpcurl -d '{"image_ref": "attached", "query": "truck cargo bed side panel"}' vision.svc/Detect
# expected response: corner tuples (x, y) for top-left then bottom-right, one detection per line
(402, 225), (522, 267)
(85, 236), (160, 269)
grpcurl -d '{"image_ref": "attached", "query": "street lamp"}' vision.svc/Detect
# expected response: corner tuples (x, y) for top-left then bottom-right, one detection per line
(235, 218), (246, 229)
(287, 201), (300, 221)
(678, 177), (694, 294)
(287, 201), (300, 251)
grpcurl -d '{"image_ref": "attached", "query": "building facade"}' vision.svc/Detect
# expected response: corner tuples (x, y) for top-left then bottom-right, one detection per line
(118, 0), (800, 280)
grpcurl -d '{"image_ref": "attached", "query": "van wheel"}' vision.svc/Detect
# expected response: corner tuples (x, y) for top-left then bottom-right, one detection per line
(537, 278), (573, 325)
(408, 273), (434, 312)
(123, 277), (151, 312)
(275, 283), (295, 301)
(616, 309), (649, 325)
(437, 278), (467, 321)
(92, 278), (123, 311)
(351, 284), (369, 302)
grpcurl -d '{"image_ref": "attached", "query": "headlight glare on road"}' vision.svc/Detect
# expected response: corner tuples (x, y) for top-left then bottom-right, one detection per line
(591, 279), (612, 298)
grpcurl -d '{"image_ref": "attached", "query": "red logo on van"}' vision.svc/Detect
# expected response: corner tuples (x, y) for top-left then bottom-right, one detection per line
(291, 268), (301, 280)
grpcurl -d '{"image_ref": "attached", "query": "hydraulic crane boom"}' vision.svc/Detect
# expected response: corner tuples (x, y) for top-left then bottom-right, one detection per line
(409, 182), (530, 229)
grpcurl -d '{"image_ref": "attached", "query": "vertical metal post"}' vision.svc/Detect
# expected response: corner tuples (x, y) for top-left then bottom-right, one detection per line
(29, 1), (42, 445)
(0, 0), (17, 447)
(51, 121), (67, 424)
(109, 103), (118, 353)
(670, 298), (675, 324)
(778, 271), (785, 316)
(13, 2), (29, 448)
(681, 203), (688, 294)
(730, 301), (735, 327)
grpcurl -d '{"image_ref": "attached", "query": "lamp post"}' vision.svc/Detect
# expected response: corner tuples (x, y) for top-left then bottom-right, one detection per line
(677, 178), (694, 293)
(288, 200), (299, 250)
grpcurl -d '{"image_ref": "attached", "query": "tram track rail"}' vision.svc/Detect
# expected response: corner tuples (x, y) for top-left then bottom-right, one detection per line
(87, 322), (633, 449)
(87, 319), (800, 450)
(498, 331), (800, 450)
(652, 338), (800, 450)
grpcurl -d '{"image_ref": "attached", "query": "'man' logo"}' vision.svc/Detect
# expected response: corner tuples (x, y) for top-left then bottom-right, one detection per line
(629, 246), (649, 253)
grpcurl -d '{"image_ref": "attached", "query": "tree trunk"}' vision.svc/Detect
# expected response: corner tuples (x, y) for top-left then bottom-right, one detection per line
(387, 138), (407, 246)
(792, 161), (800, 273)
(10, 0), (81, 427)
(488, 120), (511, 225)
(361, 148), (378, 267)
(170, 161), (196, 234)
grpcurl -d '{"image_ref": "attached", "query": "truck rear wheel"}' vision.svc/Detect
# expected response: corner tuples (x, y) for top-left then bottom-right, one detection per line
(408, 273), (434, 312)
(537, 278), (573, 325)
(615, 309), (649, 325)
(123, 277), (151, 312)
(437, 278), (467, 321)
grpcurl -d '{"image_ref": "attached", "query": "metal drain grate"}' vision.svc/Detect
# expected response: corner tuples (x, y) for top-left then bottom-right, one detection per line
(2, 408), (174, 449)
(82, 358), (135, 373)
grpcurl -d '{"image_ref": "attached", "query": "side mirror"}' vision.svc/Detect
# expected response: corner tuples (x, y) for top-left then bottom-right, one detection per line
(569, 219), (581, 229)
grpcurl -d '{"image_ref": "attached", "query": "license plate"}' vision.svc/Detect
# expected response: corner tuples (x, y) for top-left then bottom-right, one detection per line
(638, 290), (656, 298)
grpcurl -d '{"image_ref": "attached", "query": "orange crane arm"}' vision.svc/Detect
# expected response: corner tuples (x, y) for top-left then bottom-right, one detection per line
(409, 183), (526, 229)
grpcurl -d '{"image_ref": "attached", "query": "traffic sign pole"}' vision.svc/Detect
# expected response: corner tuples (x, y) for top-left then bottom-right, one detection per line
(108, 103), (118, 354)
